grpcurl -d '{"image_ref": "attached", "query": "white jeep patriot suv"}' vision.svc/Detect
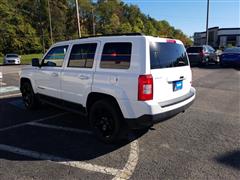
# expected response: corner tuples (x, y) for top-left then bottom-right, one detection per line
(20, 33), (196, 143)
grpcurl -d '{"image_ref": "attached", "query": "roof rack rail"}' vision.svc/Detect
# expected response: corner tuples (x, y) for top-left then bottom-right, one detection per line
(79, 33), (144, 39)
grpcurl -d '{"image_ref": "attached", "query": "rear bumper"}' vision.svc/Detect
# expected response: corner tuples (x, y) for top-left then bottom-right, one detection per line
(126, 88), (196, 129)
(189, 57), (203, 65)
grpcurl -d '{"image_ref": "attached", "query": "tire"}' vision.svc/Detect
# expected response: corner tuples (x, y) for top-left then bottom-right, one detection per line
(21, 81), (39, 110)
(89, 99), (126, 143)
(220, 61), (225, 68)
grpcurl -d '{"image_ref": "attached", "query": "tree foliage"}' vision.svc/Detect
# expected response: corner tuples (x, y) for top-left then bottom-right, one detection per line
(0, 0), (192, 54)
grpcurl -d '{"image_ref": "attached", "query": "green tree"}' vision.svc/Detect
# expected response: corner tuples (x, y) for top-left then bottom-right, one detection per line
(0, 0), (192, 55)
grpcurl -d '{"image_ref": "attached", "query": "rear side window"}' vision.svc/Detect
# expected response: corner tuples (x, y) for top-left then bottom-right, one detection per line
(68, 43), (97, 68)
(150, 43), (189, 69)
(186, 47), (203, 53)
(100, 42), (132, 69)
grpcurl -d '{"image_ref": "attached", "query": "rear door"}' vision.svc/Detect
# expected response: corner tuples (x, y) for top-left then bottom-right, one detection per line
(150, 41), (192, 102)
(61, 42), (98, 105)
(186, 47), (203, 63)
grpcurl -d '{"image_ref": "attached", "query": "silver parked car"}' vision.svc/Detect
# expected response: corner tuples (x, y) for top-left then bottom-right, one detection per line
(187, 45), (218, 66)
(4, 54), (21, 65)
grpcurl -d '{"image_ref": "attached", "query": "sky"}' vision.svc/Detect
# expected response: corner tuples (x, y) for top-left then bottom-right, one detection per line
(123, 0), (240, 37)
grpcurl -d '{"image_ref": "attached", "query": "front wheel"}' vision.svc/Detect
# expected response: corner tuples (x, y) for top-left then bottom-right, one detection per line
(21, 82), (39, 110)
(89, 99), (126, 143)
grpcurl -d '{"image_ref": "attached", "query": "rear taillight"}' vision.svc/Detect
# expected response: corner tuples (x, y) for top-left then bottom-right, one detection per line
(138, 74), (153, 101)
(199, 50), (205, 57)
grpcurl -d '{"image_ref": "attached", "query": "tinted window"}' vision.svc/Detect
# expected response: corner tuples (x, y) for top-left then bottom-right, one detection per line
(208, 46), (215, 52)
(100, 43), (132, 69)
(205, 45), (214, 52)
(68, 43), (97, 68)
(150, 42), (189, 69)
(186, 47), (202, 53)
(224, 47), (240, 53)
(42, 46), (68, 67)
(6, 54), (18, 58)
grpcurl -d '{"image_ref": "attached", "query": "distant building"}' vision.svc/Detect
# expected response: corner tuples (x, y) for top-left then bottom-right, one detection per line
(194, 27), (240, 49)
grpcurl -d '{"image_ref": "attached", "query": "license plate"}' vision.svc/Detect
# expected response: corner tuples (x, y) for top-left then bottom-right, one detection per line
(173, 80), (183, 91)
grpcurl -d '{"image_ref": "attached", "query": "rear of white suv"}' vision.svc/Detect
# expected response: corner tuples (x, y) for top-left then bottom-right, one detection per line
(125, 36), (195, 128)
(20, 34), (195, 143)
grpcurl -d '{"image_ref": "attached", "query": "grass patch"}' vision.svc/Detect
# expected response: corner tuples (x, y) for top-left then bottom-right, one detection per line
(0, 53), (43, 65)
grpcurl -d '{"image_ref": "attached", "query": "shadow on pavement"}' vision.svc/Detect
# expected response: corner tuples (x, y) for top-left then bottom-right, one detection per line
(0, 96), (146, 163)
(215, 150), (240, 170)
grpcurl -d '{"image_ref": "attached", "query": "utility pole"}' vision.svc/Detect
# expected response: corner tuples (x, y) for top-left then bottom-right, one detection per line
(205, 0), (210, 45)
(75, 0), (81, 38)
(37, 0), (45, 53)
(47, 0), (53, 44)
(92, 8), (96, 36)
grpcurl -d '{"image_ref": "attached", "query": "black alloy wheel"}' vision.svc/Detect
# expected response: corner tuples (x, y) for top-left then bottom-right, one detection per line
(21, 82), (39, 110)
(89, 100), (124, 143)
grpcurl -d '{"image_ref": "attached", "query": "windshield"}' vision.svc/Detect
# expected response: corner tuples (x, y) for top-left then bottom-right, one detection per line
(6, 54), (18, 58)
(150, 42), (189, 69)
(224, 47), (240, 53)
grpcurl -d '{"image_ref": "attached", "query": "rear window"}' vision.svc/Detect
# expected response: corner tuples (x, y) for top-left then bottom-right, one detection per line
(100, 42), (132, 69)
(186, 47), (203, 53)
(150, 42), (189, 69)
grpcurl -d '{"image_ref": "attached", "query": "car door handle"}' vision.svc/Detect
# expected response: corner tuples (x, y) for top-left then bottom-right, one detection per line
(51, 72), (58, 77)
(78, 75), (89, 80)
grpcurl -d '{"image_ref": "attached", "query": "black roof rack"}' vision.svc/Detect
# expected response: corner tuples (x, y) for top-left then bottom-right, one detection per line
(78, 33), (144, 39)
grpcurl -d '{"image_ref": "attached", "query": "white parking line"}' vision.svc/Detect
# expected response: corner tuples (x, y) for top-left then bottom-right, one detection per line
(0, 144), (121, 176)
(0, 82), (7, 86)
(113, 140), (139, 180)
(28, 122), (93, 135)
(0, 86), (20, 93)
(0, 113), (66, 132)
(0, 105), (139, 179)
(27, 122), (139, 179)
(0, 93), (22, 99)
(0, 140), (139, 179)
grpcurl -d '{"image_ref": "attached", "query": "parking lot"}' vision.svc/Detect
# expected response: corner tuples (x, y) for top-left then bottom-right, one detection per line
(0, 65), (239, 179)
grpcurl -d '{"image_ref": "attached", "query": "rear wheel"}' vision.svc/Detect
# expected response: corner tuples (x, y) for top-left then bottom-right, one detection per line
(220, 61), (225, 68)
(89, 99), (126, 143)
(21, 82), (39, 110)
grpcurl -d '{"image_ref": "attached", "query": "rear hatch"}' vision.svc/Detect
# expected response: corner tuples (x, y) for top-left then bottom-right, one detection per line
(186, 47), (203, 63)
(149, 40), (192, 103)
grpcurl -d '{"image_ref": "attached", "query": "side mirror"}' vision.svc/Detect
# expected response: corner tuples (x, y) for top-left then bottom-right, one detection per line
(32, 58), (40, 67)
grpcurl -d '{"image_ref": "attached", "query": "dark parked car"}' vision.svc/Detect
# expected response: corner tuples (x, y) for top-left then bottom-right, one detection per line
(186, 45), (218, 66)
(220, 47), (240, 67)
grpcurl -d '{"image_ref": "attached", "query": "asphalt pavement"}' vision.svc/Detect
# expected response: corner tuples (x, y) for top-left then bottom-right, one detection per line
(0, 65), (239, 180)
